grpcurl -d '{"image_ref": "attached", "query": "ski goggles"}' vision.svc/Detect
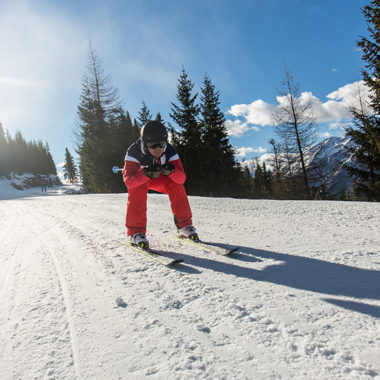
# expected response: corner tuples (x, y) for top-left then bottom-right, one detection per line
(146, 141), (167, 149)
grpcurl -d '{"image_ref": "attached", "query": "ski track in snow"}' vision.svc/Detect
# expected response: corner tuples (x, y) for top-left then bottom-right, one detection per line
(0, 192), (379, 379)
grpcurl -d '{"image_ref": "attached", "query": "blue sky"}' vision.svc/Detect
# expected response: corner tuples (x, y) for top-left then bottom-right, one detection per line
(0, 0), (369, 176)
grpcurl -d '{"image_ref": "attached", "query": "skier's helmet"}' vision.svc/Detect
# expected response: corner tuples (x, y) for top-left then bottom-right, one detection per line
(141, 120), (168, 144)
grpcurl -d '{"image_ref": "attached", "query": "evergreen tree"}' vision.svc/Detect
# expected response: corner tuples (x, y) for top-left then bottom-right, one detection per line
(108, 109), (139, 191)
(76, 42), (140, 193)
(76, 42), (121, 193)
(170, 68), (202, 194)
(262, 162), (273, 197)
(63, 148), (79, 183)
(250, 160), (273, 198)
(0, 123), (8, 176)
(345, 0), (380, 201)
(44, 143), (57, 175)
(13, 131), (29, 174)
(240, 165), (254, 198)
(155, 112), (166, 125)
(28, 140), (42, 174)
(0, 128), (56, 176)
(137, 101), (153, 129)
(199, 75), (243, 196)
(253, 160), (265, 198)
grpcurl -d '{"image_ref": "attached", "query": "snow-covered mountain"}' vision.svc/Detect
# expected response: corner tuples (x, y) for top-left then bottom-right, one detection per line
(305, 136), (355, 196)
(0, 190), (379, 379)
(259, 136), (356, 197)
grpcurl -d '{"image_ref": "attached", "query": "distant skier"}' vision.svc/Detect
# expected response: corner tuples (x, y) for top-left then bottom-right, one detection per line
(122, 120), (198, 248)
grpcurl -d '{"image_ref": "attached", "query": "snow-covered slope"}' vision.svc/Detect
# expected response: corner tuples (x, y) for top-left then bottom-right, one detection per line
(0, 192), (379, 379)
(258, 136), (356, 197)
(0, 175), (84, 200)
(305, 136), (355, 196)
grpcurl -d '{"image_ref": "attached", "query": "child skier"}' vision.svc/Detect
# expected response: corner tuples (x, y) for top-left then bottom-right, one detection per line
(122, 120), (198, 248)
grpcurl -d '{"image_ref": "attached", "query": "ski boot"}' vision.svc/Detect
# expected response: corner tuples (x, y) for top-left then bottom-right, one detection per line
(130, 233), (149, 249)
(178, 225), (199, 241)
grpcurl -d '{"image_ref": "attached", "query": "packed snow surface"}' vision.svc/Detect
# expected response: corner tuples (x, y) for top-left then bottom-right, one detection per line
(0, 187), (379, 379)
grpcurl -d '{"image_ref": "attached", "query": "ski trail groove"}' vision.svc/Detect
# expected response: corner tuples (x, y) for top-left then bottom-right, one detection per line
(23, 205), (80, 379)
(27, 198), (139, 378)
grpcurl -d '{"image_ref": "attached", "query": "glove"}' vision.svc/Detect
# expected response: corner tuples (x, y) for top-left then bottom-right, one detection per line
(143, 163), (162, 179)
(161, 163), (175, 176)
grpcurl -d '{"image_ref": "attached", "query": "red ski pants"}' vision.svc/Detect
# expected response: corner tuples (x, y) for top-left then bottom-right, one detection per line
(125, 176), (192, 236)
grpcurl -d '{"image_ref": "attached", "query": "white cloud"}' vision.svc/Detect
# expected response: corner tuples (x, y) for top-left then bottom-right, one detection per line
(226, 80), (372, 137)
(224, 119), (249, 137)
(235, 146), (267, 157)
(228, 99), (276, 126)
(327, 80), (370, 107)
(329, 121), (353, 130)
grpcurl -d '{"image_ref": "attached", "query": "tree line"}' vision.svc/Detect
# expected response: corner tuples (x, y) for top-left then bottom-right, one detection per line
(238, 0), (380, 201)
(72, 44), (320, 199)
(0, 124), (56, 177)
(71, 0), (379, 200)
(74, 44), (245, 196)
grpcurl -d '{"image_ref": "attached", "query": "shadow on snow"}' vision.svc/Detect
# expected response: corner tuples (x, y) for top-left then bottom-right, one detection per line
(177, 244), (380, 318)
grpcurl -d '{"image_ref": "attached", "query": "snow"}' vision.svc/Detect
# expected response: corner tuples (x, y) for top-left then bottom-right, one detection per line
(0, 186), (379, 379)
(0, 175), (85, 200)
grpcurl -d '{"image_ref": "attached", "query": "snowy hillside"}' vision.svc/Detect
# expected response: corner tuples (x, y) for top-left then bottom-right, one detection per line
(0, 191), (379, 379)
(258, 136), (356, 197)
(0, 175), (84, 200)
(305, 136), (355, 195)
(0, 173), (63, 197)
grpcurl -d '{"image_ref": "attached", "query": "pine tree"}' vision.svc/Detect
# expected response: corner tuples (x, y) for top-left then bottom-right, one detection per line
(45, 143), (57, 175)
(13, 131), (29, 174)
(155, 112), (166, 125)
(240, 165), (254, 198)
(262, 162), (273, 197)
(0, 123), (8, 176)
(253, 160), (265, 198)
(76, 42), (121, 193)
(137, 101), (153, 129)
(63, 148), (79, 183)
(108, 109), (139, 191)
(199, 75), (243, 196)
(0, 128), (56, 177)
(170, 68), (202, 194)
(345, 0), (380, 201)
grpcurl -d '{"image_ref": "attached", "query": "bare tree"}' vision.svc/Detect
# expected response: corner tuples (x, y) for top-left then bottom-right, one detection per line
(272, 70), (319, 199)
(268, 138), (282, 177)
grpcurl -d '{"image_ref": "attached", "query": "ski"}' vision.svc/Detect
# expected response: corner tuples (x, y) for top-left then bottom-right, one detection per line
(128, 243), (184, 267)
(176, 236), (239, 256)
